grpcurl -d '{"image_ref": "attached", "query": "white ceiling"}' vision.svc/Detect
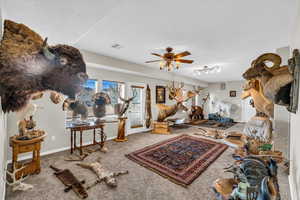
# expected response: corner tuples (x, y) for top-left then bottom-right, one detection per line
(3, 0), (297, 82)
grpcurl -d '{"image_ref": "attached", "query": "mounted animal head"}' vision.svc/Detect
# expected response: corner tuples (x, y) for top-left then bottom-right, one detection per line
(167, 81), (184, 100)
(0, 20), (88, 112)
(170, 86), (195, 112)
(242, 53), (282, 81)
(40, 38), (88, 98)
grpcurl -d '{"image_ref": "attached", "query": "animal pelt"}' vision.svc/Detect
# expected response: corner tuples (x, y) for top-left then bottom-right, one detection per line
(77, 160), (128, 188)
(0, 20), (88, 113)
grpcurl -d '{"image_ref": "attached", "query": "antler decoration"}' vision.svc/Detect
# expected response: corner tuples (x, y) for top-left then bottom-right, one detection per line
(167, 81), (184, 100)
(117, 88), (137, 117)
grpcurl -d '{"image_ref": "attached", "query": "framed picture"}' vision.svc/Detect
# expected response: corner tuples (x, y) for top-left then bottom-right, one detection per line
(229, 90), (236, 97)
(156, 86), (166, 104)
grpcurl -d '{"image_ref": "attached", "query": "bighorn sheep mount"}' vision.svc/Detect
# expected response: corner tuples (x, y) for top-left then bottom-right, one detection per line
(242, 53), (298, 116)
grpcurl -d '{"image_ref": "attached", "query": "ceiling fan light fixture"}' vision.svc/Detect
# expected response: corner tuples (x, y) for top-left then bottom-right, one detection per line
(146, 47), (193, 71)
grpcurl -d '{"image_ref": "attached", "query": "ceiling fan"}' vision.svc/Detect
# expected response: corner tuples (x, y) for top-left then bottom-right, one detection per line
(145, 47), (194, 71)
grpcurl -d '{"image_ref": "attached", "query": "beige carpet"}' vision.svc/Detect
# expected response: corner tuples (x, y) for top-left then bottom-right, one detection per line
(6, 124), (291, 200)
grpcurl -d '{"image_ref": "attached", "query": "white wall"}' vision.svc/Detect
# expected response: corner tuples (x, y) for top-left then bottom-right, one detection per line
(289, 0), (300, 198)
(200, 81), (254, 122)
(6, 57), (197, 161)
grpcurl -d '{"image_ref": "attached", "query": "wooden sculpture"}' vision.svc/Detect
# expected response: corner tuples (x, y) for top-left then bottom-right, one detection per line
(145, 84), (152, 128)
(50, 165), (88, 199)
(77, 160), (129, 188)
(0, 20), (88, 113)
(114, 89), (137, 142)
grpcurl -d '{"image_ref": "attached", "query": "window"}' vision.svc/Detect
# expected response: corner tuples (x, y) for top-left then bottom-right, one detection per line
(102, 80), (125, 115)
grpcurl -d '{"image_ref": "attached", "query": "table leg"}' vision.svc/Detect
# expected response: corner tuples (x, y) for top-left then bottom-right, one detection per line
(70, 130), (73, 154)
(12, 146), (18, 171)
(93, 129), (96, 145)
(74, 131), (77, 149)
(100, 127), (106, 149)
(80, 131), (83, 156)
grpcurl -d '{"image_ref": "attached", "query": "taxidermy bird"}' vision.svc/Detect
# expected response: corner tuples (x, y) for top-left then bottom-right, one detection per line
(92, 92), (111, 123)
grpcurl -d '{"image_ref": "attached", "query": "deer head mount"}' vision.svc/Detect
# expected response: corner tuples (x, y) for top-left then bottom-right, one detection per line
(157, 83), (195, 122)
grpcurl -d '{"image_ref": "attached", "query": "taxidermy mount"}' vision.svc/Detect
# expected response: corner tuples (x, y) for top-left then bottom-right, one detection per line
(242, 53), (295, 115)
(157, 83), (196, 122)
(0, 20), (88, 113)
(92, 92), (111, 123)
(62, 98), (88, 121)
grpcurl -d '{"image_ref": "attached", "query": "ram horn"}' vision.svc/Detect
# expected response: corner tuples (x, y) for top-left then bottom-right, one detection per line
(255, 53), (282, 74)
(42, 37), (55, 60)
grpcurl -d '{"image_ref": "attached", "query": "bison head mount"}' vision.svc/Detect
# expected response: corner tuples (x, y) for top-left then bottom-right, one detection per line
(0, 20), (88, 112)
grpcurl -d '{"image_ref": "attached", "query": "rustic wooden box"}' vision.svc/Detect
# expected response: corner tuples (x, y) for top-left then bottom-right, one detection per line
(152, 121), (170, 134)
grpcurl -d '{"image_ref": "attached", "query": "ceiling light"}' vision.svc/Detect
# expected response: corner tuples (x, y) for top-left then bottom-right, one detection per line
(194, 65), (221, 75)
(111, 43), (122, 49)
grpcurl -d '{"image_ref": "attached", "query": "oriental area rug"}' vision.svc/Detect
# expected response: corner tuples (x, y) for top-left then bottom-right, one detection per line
(125, 134), (228, 187)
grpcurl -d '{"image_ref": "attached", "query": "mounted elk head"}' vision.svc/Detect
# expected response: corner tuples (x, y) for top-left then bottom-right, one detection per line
(167, 81), (184, 100)
(157, 85), (195, 122)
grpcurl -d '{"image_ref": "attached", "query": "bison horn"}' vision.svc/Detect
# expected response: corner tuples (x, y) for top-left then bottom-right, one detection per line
(255, 53), (282, 74)
(42, 37), (55, 60)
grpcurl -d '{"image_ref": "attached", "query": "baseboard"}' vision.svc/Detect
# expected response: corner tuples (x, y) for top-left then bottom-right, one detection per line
(289, 175), (299, 200)
(7, 135), (116, 164)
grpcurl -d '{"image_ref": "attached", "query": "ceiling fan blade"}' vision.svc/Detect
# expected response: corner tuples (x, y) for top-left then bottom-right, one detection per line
(151, 53), (163, 57)
(175, 59), (194, 64)
(145, 60), (162, 63)
(174, 51), (191, 58)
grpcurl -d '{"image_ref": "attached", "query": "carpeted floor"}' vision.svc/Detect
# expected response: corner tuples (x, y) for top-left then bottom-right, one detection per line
(6, 124), (291, 200)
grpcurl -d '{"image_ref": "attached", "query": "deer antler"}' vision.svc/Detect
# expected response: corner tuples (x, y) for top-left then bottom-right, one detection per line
(193, 86), (204, 95)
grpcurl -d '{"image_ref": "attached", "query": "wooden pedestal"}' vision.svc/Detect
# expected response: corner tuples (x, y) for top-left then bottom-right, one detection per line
(9, 133), (46, 180)
(152, 121), (170, 134)
(114, 117), (128, 142)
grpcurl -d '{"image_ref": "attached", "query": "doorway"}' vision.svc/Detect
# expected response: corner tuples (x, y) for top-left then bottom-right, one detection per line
(127, 83), (146, 134)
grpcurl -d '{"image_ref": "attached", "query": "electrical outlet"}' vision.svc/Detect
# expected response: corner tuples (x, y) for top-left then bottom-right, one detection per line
(51, 136), (56, 141)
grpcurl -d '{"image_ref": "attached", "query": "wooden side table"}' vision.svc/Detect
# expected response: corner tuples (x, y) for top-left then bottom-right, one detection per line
(9, 134), (46, 180)
(67, 123), (106, 155)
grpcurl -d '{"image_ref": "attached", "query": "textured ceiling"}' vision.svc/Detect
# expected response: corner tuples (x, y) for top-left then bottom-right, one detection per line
(3, 0), (297, 82)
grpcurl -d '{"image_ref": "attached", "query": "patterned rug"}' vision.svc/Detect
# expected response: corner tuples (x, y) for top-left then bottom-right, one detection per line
(125, 134), (228, 187)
